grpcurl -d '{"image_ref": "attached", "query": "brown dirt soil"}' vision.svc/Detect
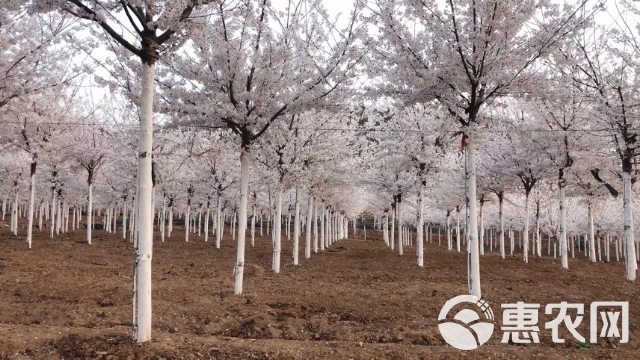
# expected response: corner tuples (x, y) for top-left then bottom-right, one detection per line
(0, 219), (639, 359)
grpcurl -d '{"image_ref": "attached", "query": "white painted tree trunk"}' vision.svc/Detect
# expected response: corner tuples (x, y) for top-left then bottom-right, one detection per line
(168, 207), (173, 238)
(536, 215), (541, 257)
(465, 138), (481, 298)
(499, 198), (505, 259)
(50, 192), (56, 239)
(417, 184), (424, 267)
(204, 206), (210, 243)
(328, 213), (331, 245)
(305, 195), (313, 259)
(397, 200), (403, 255)
(383, 213), (389, 246)
(232, 210), (236, 241)
(122, 202), (127, 239)
(26, 164), (36, 249)
(273, 186), (283, 273)
(293, 188), (300, 265)
(216, 196), (222, 248)
(71, 206), (78, 231)
(251, 205), (255, 247)
(510, 229), (514, 256)
(198, 211), (201, 236)
(623, 171), (637, 280)
(588, 200), (596, 262)
(456, 208), (461, 252)
(287, 211), (291, 240)
(559, 183), (568, 269)
(87, 183), (93, 245)
(479, 201), (484, 256)
(446, 214), (451, 250)
(185, 203), (190, 242)
(320, 202), (325, 251)
(390, 207), (395, 251)
(313, 201), (318, 253)
(523, 193), (530, 263)
(132, 61), (155, 343)
(234, 150), (250, 294)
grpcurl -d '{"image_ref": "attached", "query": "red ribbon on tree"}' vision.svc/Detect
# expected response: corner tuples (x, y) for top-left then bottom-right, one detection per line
(460, 133), (467, 152)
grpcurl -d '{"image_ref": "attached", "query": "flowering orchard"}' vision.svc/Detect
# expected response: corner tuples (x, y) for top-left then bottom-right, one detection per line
(1, 0), (640, 346)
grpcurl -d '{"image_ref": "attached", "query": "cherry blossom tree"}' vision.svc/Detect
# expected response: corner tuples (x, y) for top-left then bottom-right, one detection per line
(368, 0), (594, 297)
(165, 0), (363, 294)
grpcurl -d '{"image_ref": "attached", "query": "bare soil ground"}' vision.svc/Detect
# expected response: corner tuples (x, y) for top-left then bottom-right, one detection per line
(0, 219), (639, 359)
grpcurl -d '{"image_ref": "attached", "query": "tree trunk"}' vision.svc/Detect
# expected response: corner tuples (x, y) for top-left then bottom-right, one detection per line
(204, 205), (210, 243)
(216, 196), (222, 248)
(26, 162), (37, 249)
(559, 182), (568, 269)
(273, 186), (283, 273)
(446, 214), (451, 250)
(50, 191), (55, 239)
(320, 202), (325, 251)
(293, 187), (300, 265)
(456, 207), (461, 252)
(185, 202), (190, 242)
(479, 200), (484, 256)
(623, 170), (637, 280)
(397, 200), (403, 255)
(87, 181), (93, 245)
(417, 184), (424, 267)
(465, 138), (481, 298)
(384, 213), (389, 246)
(523, 193), (530, 263)
(234, 149), (250, 294)
(305, 195), (313, 259)
(133, 61), (156, 343)
(588, 200), (596, 262)
(168, 207), (173, 238)
(313, 201), (318, 253)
